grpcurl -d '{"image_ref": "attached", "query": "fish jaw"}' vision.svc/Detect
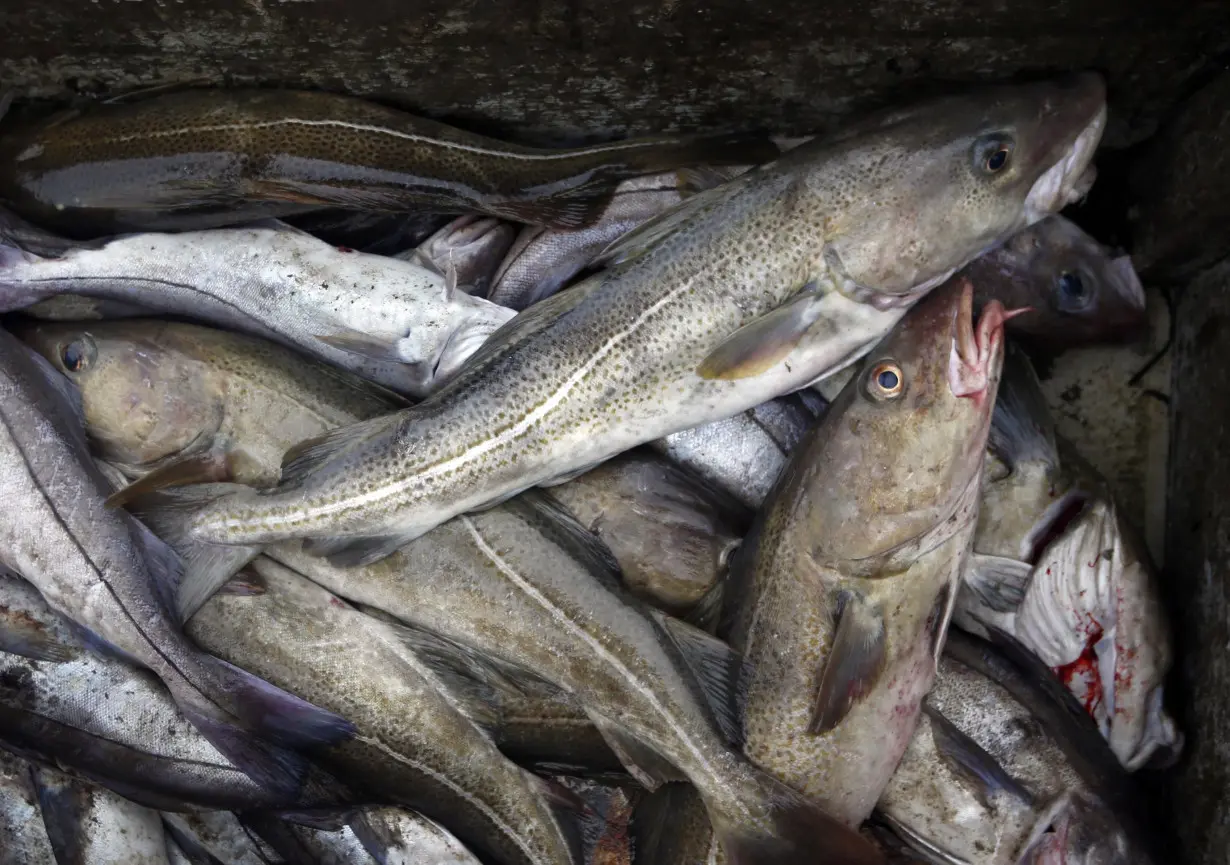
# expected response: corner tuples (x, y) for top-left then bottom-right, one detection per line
(947, 280), (1022, 404)
(1022, 95), (1108, 225)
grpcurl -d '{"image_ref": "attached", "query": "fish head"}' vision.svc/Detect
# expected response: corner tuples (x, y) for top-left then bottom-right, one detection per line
(972, 216), (1148, 346)
(15, 320), (222, 469)
(415, 215), (519, 296)
(814, 73), (1107, 297)
(800, 278), (1012, 568)
(1019, 792), (1148, 865)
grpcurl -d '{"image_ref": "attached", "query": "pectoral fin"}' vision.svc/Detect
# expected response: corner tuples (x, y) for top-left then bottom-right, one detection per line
(964, 553), (1033, 613)
(587, 712), (687, 790)
(809, 592), (886, 734)
(104, 450), (239, 509)
(926, 704), (1035, 807)
(697, 291), (825, 380)
(316, 330), (405, 363)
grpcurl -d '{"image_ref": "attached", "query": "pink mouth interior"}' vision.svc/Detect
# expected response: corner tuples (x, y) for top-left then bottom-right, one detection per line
(947, 279), (1029, 399)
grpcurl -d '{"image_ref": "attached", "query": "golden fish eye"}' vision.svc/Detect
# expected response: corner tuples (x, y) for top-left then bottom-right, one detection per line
(867, 361), (904, 399)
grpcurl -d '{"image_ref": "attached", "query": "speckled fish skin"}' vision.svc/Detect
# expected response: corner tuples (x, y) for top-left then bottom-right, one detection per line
(349, 807), (485, 865)
(966, 215), (1147, 347)
(185, 556), (586, 865)
(0, 569), (341, 813)
(0, 89), (777, 235)
(545, 448), (746, 616)
(0, 325), (355, 798)
(488, 171), (709, 311)
(265, 499), (885, 865)
(17, 318), (396, 486)
(649, 392), (824, 511)
(31, 766), (170, 865)
(160, 811), (281, 865)
(877, 631), (1156, 865)
(168, 76), (1106, 558)
(0, 214), (516, 397)
(727, 279), (1008, 827)
(955, 346), (1180, 771)
(0, 749), (55, 865)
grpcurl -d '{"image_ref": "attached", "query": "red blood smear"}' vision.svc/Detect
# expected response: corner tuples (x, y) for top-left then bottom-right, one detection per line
(1053, 618), (1105, 717)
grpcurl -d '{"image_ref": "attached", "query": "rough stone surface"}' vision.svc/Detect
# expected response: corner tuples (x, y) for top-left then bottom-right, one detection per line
(0, 0), (1227, 148)
(1131, 68), (1230, 279)
(1165, 258), (1230, 865)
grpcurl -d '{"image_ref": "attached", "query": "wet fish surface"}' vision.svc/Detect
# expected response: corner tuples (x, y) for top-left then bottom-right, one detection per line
(0, 88), (777, 235)
(876, 629), (1160, 865)
(957, 345), (1179, 771)
(727, 280), (1009, 826)
(0, 213), (516, 397)
(149, 76), (1105, 564)
(186, 555), (588, 865)
(32, 765), (170, 865)
(0, 568), (342, 813)
(965, 215), (1147, 347)
(0, 325), (355, 798)
(0, 748), (55, 865)
(261, 496), (885, 864)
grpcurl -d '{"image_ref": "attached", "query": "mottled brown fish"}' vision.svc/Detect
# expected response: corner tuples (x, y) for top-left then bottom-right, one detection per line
(728, 279), (1010, 826)
(0, 88), (778, 235)
(140, 76), (1105, 573)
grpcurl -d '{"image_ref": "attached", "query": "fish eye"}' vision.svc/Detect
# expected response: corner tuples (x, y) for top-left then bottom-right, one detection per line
(1055, 270), (1092, 311)
(60, 336), (97, 373)
(973, 135), (1015, 175)
(866, 361), (905, 400)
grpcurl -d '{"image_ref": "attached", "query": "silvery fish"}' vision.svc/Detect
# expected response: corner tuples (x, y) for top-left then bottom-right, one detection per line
(545, 449), (746, 618)
(161, 811), (282, 865)
(0, 568), (343, 812)
(348, 807), (485, 865)
(18, 318), (396, 500)
(403, 215), (519, 298)
(239, 813), (374, 865)
(727, 279), (1009, 827)
(487, 170), (738, 311)
(0, 326), (355, 798)
(185, 556), (588, 865)
(966, 215), (1147, 347)
(0, 749), (55, 865)
(147, 76), (1105, 565)
(876, 629), (1159, 865)
(31, 766), (170, 865)
(259, 498), (884, 865)
(955, 346), (1179, 771)
(0, 213), (516, 397)
(649, 392), (826, 511)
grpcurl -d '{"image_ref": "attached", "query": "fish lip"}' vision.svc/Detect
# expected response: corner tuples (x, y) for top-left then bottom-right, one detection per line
(1022, 72), (1108, 224)
(947, 279), (1023, 399)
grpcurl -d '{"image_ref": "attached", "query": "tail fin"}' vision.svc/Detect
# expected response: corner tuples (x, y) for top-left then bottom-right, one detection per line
(714, 772), (886, 865)
(124, 483), (261, 621)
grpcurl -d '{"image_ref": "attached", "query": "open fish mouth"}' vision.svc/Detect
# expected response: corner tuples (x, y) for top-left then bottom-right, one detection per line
(1023, 101), (1108, 224)
(948, 278), (1026, 400)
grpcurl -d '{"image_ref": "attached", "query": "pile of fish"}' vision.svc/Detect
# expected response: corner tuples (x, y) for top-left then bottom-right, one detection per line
(0, 73), (1176, 865)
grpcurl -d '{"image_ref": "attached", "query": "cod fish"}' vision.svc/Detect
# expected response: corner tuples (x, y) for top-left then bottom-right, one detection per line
(18, 319), (396, 496)
(0, 326), (354, 797)
(0, 749), (55, 865)
(545, 449), (746, 617)
(185, 556), (588, 865)
(239, 813), (375, 865)
(649, 392), (827, 511)
(0, 568), (343, 813)
(966, 215), (1147, 347)
(161, 811), (285, 865)
(0, 88), (776, 235)
(348, 807), (485, 865)
(260, 497), (884, 864)
(150, 76), (1105, 565)
(0, 212), (516, 397)
(876, 629), (1158, 865)
(31, 766), (169, 865)
(956, 346), (1179, 771)
(405, 215), (519, 298)
(488, 170), (738, 311)
(728, 279), (1009, 826)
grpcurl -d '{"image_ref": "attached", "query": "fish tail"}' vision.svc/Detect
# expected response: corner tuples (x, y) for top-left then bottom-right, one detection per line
(123, 482), (262, 621)
(709, 769), (886, 865)
(169, 657), (355, 799)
